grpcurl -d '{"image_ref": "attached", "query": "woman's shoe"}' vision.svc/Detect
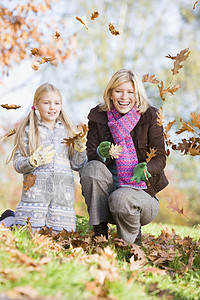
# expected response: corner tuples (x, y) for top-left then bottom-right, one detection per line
(93, 222), (108, 239)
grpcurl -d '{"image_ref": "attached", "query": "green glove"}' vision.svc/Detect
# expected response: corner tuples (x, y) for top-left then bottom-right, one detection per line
(130, 162), (151, 183)
(98, 141), (111, 158)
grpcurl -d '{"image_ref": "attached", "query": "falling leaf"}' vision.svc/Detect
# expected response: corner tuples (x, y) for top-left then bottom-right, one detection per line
(1, 104), (21, 110)
(30, 48), (39, 56)
(76, 16), (88, 30)
(167, 198), (191, 220)
(91, 11), (99, 20)
(109, 143), (123, 159)
(23, 173), (36, 192)
(166, 48), (190, 75)
(156, 107), (165, 126)
(190, 112), (200, 129)
(54, 31), (60, 39)
(108, 23), (120, 35)
(188, 146), (200, 156)
(142, 74), (159, 84)
(175, 121), (195, 134)
(32, 61), (40, 70)
(158, 81), (181, 101)
(164, 120), (176, 139)
(40, 57), (56, 64)
(1, 128), (17, 141)
(146, 148), (157, 163)
(193, 1), (198, 9)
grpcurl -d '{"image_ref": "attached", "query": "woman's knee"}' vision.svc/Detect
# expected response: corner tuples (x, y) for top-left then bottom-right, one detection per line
(79, 160), (112, 179)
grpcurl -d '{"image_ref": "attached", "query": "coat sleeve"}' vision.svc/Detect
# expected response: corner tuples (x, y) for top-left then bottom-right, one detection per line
(146, 109), (167, 176)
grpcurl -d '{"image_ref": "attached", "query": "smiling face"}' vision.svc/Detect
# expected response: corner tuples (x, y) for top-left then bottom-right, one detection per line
(34, 91), (62, 129)
(111, 81), (136, 114)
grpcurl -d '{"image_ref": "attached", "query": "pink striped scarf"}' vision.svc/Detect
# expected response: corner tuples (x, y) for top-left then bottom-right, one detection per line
(107, 106), (147, 189)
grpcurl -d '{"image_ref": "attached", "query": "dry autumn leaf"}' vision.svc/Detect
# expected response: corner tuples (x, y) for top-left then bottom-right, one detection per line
(157, 81), (181, 101)
(62, 124), (88, 146)
(40, 57), (56, 64)
(91, 11), (99, 20)
(191, 112), (200, 129)
(167, 198), (191, 220)
(142, 74), (159, 84)
(193, 1), (198, 9)
(175, 121), (195, 134)
(146, 148), (157, 163)
(109, 143), (123, 159)
(76, 16), (88, 30)
(32, 61), (40, 70)
(1, 104), (21, 109)
(23, 173), (36, 192)
(166, 48), (190, 76)
(30, 48), (39, 56)
(1, 128), (17, 141)
(164, 120), (176, 139)
(156, 107), (165, 126)
(108, 23), (120, 35)
(54, 31), (60, 39)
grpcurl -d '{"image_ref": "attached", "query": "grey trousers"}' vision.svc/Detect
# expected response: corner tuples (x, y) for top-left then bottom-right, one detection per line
(79, 160), (159, 243)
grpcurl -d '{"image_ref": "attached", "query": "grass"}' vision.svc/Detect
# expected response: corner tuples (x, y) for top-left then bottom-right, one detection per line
(0, 218), (199, 300)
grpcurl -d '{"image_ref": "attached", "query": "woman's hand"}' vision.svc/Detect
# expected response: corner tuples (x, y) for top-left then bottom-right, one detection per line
(98, 141), (111, 158)
(130, 162), (151, 183)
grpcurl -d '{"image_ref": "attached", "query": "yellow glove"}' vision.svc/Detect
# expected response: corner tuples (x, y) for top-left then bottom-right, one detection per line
(29, 145), (56, 167)
(74, 135), (87, 152)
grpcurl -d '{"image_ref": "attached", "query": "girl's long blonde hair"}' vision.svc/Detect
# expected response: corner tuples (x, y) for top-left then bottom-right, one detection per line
(100, 69), (151, 113)
(7, 83), (74, 162)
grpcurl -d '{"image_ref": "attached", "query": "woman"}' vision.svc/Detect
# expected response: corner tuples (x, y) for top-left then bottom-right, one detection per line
(79, 69), (168, 245)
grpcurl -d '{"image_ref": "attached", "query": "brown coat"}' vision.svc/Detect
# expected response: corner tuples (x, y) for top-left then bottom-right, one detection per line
(86, 105), (169, 197)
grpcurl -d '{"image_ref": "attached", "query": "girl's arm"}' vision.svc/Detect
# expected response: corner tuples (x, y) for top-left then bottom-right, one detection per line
(70, 149), (88, 171)
(13, 149), (35, 174)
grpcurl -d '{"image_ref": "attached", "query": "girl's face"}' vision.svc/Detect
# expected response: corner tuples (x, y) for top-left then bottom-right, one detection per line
(111, 81), (136, 114)
(34, 91), (62, 128)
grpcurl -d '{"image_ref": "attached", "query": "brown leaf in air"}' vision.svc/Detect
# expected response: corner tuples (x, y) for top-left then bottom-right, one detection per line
(109, 143), (123, 159)
(54, 31), (60, 39)
(40, 57), (56, 64)
(1, 128), (17, 141)
(166, 48), (190, 75)
(146, 148), (157, 163)
(142, 74), (159, 84)
(157, 81), (181, 101)
(32, 61), (40, 70)
(76, 16), (88, 30)
(164, 120), (176, 139)
(193, 1), (198, 9)
(188, 146), (200, 156)
(191, 112), (200, 129)
(108, 23), (120, 35)
(156, 107), (165, 126)
(30, 48), (39, 56)
(1, 104), (21, 110)
(23, 173), (36, 192)
(167, 198), (191, 220)
(91, 11), (99, 20)
(175, 121), (195, 134)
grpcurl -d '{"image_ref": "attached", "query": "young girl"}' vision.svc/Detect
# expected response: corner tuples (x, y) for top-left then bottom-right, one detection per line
(1, 83), (87, 232)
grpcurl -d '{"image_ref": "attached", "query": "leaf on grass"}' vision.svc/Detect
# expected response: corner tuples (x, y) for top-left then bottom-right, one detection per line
(142, 74), (159, 84)
(164, 120), (176, 139)
(193, 1), (198, 9)
(130, 244), (148, 270)
(91, 11), (99, 20)
(76, 16), (88, 30)
(1, 128), (17, 141)
(23, 173), (36, 192)
(156, 107), (165, 126)
(108, 23), (120, 35)
(146, 148), (157, 163)
(7, 286), (39, 299)
(1, 104), (21, 109)
(166, 48), (190, 75)
(109, 144), (123, 159)
(191, 112), (200, 129)
(62, 124), (88, 146)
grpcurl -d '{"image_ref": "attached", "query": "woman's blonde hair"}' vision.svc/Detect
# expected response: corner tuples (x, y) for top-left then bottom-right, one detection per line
(101, 69), (151, 113)
(7, 83), (74, 162)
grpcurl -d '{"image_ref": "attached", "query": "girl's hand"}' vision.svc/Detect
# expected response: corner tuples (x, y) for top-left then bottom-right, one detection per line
(29, 145), (56, 167)
(74, 135), (87, 152)
(130, 162), (151, 183)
